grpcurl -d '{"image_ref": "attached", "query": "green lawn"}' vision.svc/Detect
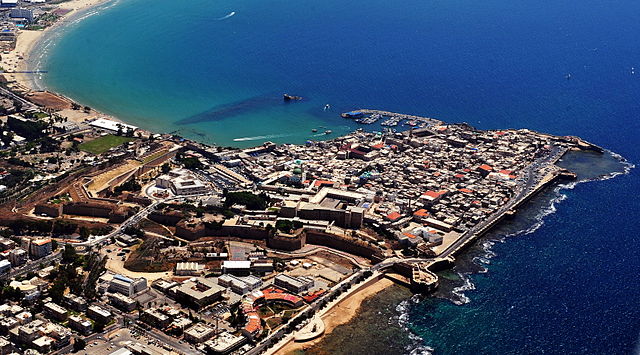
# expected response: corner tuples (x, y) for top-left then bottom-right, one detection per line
(79, 135), (135, 155)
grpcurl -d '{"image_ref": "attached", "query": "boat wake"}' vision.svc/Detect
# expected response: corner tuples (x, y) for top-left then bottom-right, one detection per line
(217, 11), (236, 20)
(233, 133), (293, 142)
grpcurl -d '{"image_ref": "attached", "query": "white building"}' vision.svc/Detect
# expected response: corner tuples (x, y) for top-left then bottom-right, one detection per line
(221, 260), (251, 275)
(156, 168), (209, 196)
(274, 274), (314, 294)
(218, 274), (262, 295)
(88, 118), (137, 134)
(0, 260), (10, 274)
(175, 262), (205, 276)
(108, 274), (147, 297)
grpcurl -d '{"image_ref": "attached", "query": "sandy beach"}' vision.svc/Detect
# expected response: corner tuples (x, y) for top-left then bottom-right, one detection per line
(2, 0), (110, 90)
(278, 277), (395, 355)
(0, 0), (120, 125)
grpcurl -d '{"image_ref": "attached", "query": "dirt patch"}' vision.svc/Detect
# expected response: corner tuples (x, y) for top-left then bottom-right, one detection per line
(28, 91), (71, 111)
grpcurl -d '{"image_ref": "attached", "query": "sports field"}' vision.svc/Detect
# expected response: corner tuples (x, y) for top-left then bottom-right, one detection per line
(78, 135), (135, 154)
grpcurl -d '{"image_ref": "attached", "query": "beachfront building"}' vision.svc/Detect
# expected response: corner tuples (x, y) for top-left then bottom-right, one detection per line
(88, 118), (137, 134)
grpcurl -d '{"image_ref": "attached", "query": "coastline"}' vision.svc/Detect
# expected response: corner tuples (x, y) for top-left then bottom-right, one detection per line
(277, 277), (396, 355)
(2, 0), (121, 124)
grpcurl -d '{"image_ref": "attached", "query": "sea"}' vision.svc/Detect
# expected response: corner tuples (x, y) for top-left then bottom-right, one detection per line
(31, 0), (640, 353)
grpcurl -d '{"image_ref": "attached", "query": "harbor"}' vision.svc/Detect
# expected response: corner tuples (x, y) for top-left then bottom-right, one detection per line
(342, 109), (443, 128)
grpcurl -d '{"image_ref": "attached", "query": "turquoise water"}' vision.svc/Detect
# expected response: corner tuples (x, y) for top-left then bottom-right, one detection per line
(36, 0), (640, 353)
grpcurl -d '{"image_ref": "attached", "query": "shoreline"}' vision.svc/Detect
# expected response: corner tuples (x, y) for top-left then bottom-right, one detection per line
(2, 0), (121, 125)
(277, 277), (396, 355)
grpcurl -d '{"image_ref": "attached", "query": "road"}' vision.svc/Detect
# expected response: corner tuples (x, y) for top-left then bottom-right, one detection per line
(0, 251), (62, 280)
(67, 191), (216, 248)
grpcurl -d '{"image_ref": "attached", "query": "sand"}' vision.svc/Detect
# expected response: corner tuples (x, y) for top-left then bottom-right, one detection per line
(278, 277), (395, 355)
(3, 0), (109, 89)
(1, 0), (121, 125)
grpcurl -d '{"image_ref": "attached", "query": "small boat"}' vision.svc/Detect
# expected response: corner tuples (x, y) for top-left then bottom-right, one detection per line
(565, 73), (572, 80)
(325, 130), (332, 135)
(311, 128), (318, 132)
(323, 104), (331, 111)
(283, 93), (303, 101)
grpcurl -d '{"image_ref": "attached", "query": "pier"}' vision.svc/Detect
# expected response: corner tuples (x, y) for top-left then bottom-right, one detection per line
(342, 109), (443, 127)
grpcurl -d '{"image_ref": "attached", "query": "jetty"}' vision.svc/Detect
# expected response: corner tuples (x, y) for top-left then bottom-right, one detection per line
(342, 109), (443, 127)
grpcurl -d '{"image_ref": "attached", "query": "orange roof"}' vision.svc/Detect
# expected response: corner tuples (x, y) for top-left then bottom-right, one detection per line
(413, 209), (429, 217)
(33, 239), (51, 246)
(499, 169), (511, 174)
(386, 212), (402, 221)
(314, 180), (336, 187)
(458, 188), (473, 193)
(478, 164), (493, 171)
(371, 143), (384, 150)
(403, 233), (418, 239)
(423, 191), (441, 198)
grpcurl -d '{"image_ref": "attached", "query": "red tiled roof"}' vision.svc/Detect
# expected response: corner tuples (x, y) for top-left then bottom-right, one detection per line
(413, 209), (429, 217)
(386, 212), (402, 221)
(478, 164), (493, 171)
(423, 191), (441, 198)
(403, 233), (418, 239)
(314, 180), (336, 187)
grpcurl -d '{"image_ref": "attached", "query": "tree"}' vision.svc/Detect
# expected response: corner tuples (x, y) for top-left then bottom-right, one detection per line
(79, 227), (90, 240)
(161, 163), (170, 174)
(73, 337), (86, 352)
(51, 239), (58, 251)
(62, 244), (78, 264)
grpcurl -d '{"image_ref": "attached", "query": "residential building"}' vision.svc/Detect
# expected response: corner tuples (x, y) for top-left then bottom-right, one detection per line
(43, 303), (67, 322)
(108, 293), (137, 312)
(140, 309), (171, 329)
(0, 260), (10, 274)
(8, 248), (27, 266)
(29, 239), (52, 259)
(86, 305), (112, 324)
(183, 323), (215, 343)
(68, 315), (92, 335)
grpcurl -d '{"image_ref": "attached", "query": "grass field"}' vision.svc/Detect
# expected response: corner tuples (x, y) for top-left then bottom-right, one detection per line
(79, 135), (135, 155)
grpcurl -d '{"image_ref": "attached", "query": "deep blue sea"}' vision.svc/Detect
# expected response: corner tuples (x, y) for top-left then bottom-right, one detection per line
(34, 0), (640, 353)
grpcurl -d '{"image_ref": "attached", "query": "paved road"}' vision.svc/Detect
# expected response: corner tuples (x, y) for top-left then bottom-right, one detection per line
(0, 251), (62, 280)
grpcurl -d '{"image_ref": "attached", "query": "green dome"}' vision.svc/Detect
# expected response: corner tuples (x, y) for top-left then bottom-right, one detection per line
(293, 167), (303, 175)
